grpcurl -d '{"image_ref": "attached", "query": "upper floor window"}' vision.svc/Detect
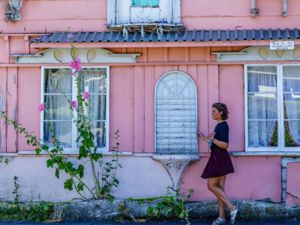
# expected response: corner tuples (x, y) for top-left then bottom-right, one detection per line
(107, 0), (181, 26)
(132, 0), (159, 7)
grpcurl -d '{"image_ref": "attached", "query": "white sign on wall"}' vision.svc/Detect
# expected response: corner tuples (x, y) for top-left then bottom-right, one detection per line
(270, 41), (295, 50)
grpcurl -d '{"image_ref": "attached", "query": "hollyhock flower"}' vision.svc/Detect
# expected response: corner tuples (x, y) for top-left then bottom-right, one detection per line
(38, 103), (45, 112)
(83, 91), (90, 100)
(69, 57), (81, 72)
(71, 100), (77, 109)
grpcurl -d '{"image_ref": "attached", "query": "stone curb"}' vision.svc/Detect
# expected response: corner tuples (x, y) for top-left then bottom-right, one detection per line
(53, 199), (300, 222)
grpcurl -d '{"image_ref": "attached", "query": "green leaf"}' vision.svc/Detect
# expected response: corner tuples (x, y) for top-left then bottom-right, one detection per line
(77, 182), (84, 192)
(64, 178), (74, 191)
(46, 159), (54, 168)
(55, 168), (60, 178)
(77, 164), (84, 178)
(41, 145), (49, 151)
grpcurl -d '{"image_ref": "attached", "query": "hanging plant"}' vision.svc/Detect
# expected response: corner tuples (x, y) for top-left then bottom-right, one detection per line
(3, 0), (23, 22)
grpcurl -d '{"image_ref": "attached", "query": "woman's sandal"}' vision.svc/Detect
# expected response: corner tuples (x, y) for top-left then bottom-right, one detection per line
(212, 217), (226, 225)
(230, 207), (238, 225)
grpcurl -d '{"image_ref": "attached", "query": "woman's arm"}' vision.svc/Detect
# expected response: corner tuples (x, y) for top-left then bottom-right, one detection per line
(198, 132), (214, 143)
(211, 137), (228, 150)
(212, 123), (229, 150)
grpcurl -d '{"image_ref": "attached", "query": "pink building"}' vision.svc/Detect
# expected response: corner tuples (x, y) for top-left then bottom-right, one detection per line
(0, 0), (300, 206)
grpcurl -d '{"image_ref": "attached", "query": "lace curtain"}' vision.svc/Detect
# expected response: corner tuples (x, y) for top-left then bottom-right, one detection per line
(283, 66), (300, 147)
(43, 68), (107, 149)
(247, 66), (278, 147)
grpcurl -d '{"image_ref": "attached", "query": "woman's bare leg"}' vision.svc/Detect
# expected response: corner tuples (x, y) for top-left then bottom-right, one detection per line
(217, 176), (226, 219)
(208, 177), (235, 212)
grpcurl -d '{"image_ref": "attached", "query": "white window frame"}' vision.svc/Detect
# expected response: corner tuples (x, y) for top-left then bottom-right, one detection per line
(40, 66), (110, 154)
(245, 64), (300, 152)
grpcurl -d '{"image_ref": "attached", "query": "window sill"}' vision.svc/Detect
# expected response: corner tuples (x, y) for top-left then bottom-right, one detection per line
(231, 151), (300, 157)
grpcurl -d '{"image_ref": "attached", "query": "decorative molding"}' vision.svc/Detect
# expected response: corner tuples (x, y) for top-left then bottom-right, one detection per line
(152, 154), (200, 191)
(214, 46), (300, 62)
(11, 48), (140, 64)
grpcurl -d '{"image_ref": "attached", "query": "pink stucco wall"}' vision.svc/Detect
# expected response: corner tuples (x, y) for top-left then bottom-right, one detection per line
(182, 157), (282, 202)
(0, 0), (300, 33)
(286, 162), (300, 207)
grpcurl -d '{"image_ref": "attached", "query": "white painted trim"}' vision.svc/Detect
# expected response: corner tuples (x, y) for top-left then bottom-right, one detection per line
(154, 71), (198, 154)
(13, 48), (139, 64)
(106, 66), (110, 152)
(278, 65), (284, 150)
(40, 66), (110, 154)
(244, 65), (249, 150)
(71, 70), (77, 152)
(215, 46), (300, 62)
(232, 151), (300, 157)
(245, 64), (300, 152)
(40, 67), (45, 147)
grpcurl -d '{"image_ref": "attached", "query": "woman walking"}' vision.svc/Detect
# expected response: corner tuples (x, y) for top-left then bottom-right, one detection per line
(198, 103), (238, 225)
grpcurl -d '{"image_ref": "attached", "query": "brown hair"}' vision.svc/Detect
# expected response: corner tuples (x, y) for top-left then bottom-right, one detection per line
(212, 102), (229, 120)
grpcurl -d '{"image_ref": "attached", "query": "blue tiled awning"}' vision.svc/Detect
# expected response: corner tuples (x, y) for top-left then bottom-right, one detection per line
(31, 29), (300, 43)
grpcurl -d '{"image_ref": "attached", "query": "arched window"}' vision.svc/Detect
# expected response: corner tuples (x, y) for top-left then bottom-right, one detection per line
(155, 71), (198, 155)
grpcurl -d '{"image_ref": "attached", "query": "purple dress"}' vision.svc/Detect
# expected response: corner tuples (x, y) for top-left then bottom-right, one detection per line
(201, 121), (235, 179)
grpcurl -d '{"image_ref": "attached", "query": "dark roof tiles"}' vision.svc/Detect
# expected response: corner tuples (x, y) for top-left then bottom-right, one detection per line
(31, 29), (300, 43)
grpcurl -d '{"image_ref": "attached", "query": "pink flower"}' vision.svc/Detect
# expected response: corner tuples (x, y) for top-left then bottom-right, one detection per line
(38, 103), (45, 112)
(71, 100), (77, 109)
(69, 57), (81, 72)
(83, 91), (90, 100)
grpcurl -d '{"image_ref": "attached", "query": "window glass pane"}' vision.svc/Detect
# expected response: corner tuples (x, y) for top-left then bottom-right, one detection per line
(283, 66), (300, 92)
(44, 95), (72, 121)
(283, 94), (300, 120)
(44, 69), (72, 147)
(247, 66), (278, 148)
(44, 69), (72, 94)
(248, 93), (277, 120)
(80, 68), (107, 148)
(283, 66), (300, 147)
(284, 121), (300, 147)
(91, 121), (106, 148)
(248, 121), (278, 147)
(88, 95), (107, 121)
(44, 121), (72, 148)
(247, 66), (277, 93)
(132, 0), (159, 7)
(80, 68), (107, 94)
